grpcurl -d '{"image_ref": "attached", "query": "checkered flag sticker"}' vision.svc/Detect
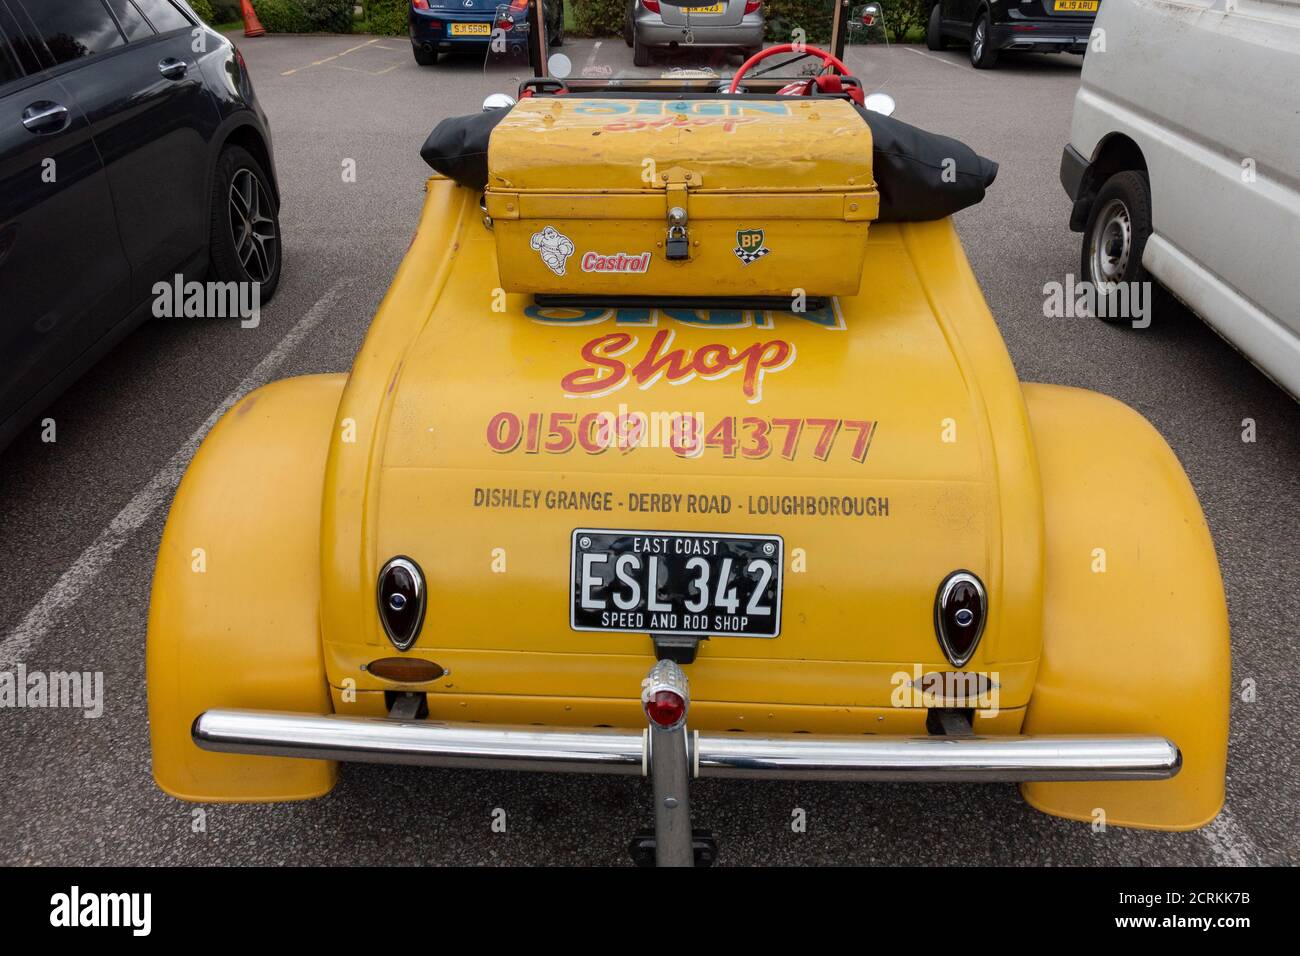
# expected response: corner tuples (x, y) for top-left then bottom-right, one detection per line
(733, 244), (771, 265)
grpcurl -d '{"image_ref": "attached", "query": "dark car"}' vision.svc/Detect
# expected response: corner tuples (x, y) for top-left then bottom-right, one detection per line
(0, 0), (280, 451)
(925, 0), (1098, 69)
(409, 0), (564, 67)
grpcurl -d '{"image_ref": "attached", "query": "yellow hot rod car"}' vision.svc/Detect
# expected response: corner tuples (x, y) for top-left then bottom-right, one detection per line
(147, 2), (1229, 865)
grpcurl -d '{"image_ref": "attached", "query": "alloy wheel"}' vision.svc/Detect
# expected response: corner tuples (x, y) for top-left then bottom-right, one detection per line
(228, 167), (278, 284)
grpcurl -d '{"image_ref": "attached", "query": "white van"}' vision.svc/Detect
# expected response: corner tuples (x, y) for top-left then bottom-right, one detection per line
(1061, 0), (1300, 398)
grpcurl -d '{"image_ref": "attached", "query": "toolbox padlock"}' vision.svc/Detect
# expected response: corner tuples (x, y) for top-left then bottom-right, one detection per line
(665, 207), (690, 261)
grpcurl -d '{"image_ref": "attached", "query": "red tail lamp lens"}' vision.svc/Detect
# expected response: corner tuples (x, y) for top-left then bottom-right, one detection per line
(642, 0), (661, 12)
(645, 690), (686, 728)
(412, 0), (430, 9)
(744, 1), (760, 13)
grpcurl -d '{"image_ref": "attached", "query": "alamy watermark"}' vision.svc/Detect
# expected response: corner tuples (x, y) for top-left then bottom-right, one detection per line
(0, 664), (103, 718)
(1043, 274), (1152, 329)
(152, 274), (260, 328)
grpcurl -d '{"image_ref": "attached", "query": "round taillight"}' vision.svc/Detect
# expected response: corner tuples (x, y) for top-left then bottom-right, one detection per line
(934, 570), (987, 667)
(377, 556), (427, 652)
(645, 690), (687, 729)
(641, 659), (690, 730)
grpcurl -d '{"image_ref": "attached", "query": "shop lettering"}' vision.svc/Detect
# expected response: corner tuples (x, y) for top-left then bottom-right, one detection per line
(560, 330), (794, 403)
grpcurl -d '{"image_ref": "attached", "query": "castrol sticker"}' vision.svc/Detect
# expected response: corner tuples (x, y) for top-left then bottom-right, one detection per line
(581, 251), (651, 274)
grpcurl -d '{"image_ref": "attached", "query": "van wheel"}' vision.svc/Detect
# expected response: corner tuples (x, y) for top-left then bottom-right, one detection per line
(926, 5), (947, 51)
(413, 45), (437, 66)
(633, 35), (651, 67)
(210, 145), (281, 302)
(1081, 171), (1154, 323)
(970, 12), (998, 69)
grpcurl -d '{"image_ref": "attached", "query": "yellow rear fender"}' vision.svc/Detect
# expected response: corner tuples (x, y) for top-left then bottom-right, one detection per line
(147, 374), (345, 802)
(1020, 384), (1230, 831)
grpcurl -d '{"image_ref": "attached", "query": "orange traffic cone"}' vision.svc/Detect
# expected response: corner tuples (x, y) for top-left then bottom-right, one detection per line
(240, 0), (265, 38)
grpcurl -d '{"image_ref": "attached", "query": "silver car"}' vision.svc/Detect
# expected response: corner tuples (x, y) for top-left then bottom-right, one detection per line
(626, 0), (766, 67)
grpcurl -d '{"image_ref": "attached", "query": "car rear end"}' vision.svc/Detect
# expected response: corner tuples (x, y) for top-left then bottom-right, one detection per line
(411, 0), (531, 60)
(635, 0), (764, 51)
(995, 0), (1097, 54)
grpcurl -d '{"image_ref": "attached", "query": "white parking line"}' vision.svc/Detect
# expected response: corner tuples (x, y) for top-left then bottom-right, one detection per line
(584, 40), (603, 76)
(1201, 810), (1258, 866)
(904, 46), (981, 74)
(0, 278), (354, 666)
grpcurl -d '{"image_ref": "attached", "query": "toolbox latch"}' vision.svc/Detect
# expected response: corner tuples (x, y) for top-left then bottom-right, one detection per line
(665, 206), (689, 261)
(658, 166), (700, 262)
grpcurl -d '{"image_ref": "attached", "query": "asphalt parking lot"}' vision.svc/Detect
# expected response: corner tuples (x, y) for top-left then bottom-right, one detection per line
(0, 33), (1296, 866)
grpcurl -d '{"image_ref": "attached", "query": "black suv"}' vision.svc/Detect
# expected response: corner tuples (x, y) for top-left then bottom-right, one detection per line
(926, 0), (1098, 69)
(0, 0), (280, 450)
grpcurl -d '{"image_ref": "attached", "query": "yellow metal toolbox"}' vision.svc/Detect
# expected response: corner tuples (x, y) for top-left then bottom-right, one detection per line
(485, 97), (879, 297)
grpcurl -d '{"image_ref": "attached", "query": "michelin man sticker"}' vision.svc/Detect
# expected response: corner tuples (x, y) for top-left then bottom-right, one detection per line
(530, 226), (575, 276)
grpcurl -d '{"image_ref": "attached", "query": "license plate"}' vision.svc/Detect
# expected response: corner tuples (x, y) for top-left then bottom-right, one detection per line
(691, 3), (726, 13)
(1053, 0), (1098, 11)
(571, 529), (783, 639)
(450, 22), (492, 36)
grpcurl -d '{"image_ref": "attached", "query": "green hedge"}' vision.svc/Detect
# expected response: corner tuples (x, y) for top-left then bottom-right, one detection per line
(763, 0), (834, 44)
(188, 0), (215, 22)
(574, 0), (623, 37)
(880, 0), (928, 41)
(209, 0), (242, 22)
(362, 0), (410, 36)
(249, 0), (355, 33)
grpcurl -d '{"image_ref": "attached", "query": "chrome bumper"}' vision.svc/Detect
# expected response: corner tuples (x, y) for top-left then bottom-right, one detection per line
(193, 709), (1181, 783)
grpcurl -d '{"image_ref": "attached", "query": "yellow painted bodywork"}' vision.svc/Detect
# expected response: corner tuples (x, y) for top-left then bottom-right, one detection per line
(147, 374), (341, 801)
(487, 98), (878, 297)
(147, 170), (1229, 829)
(1019, 384), (1231, 830)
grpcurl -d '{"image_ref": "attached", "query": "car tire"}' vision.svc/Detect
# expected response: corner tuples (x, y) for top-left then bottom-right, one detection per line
(1080, 170), (1155, 323)
(413, 44), (437, 66)
(624, 3), (634, 46)
(551, 2), (565, 46)
(926, 4), (947, 51)
(970, 12), (998, 69)
(209, 145), (281, 303)
(633, 34), (651, 67)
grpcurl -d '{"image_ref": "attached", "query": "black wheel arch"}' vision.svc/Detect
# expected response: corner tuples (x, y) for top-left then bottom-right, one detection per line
(219, 122), (279, 208)
(1070, 133), (1148, 232)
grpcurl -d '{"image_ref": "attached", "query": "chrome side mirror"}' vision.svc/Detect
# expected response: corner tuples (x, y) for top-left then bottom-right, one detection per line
(482, 93), (516, 111)
(863, 92), (896, 117)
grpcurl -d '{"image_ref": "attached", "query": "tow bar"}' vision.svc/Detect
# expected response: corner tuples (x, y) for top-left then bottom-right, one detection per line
(631, 659), (715, 867)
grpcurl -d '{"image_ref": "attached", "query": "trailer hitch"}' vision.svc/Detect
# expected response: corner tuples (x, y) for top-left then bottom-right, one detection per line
(634, 659), (715, 867)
